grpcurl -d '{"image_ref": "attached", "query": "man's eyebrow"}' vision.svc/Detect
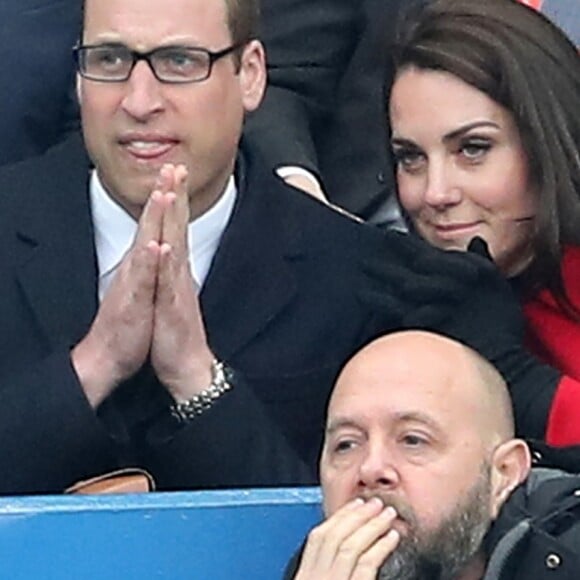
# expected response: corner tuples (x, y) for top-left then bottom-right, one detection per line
(325, 418), (362, 436)
(391, 120), (500, 148)
(326, 411), (445, 436)
(85, 34), (207, 47)
(392, 411), (441, 431)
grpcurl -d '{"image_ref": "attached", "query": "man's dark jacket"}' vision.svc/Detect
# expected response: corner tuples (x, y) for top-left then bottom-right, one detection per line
(482, 467), (580, 579)
(0, 134), (383, 494)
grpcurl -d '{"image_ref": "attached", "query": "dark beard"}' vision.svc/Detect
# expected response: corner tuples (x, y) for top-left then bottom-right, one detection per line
(377, 463), (492, 580)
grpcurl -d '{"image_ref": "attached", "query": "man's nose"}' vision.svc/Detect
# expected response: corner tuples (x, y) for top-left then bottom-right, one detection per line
(423, 158), (462, 208)
(120, 61), (165, 121)
(358, 443), (399, 489)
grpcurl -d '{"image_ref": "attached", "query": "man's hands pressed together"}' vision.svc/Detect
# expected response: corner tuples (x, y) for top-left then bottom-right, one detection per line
(294, 497), (400, 580)
(72, 164), (214, 408)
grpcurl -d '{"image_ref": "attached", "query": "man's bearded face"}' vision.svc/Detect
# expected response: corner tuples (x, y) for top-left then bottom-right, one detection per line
(376, 462), (492, 580)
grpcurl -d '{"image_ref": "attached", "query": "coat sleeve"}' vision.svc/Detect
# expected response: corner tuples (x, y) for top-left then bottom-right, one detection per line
(244, 0), (360, 173)
(0, 354), (316, 494)
(141, 370), (316, 489)
(0, 349), (119, 495)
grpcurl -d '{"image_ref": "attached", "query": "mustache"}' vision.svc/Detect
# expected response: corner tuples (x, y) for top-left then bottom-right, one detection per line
(358, 492), (418, 527)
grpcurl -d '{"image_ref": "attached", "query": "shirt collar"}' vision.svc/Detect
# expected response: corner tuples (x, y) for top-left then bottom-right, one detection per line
(90, 170), (237, 288)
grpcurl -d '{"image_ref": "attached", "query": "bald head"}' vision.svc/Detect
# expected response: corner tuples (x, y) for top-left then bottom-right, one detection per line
(321, 330), (531, 556)
(331, 331), (515, 444)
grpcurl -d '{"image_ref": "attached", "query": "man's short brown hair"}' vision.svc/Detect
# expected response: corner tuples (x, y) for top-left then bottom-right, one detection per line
(81, 0), (260, 45)
(224, 0), (260, 45)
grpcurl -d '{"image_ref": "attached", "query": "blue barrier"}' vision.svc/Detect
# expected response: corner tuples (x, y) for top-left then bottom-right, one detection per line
(0, 487), (322, 580)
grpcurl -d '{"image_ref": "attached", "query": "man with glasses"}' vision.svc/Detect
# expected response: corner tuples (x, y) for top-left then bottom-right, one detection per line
(0, 0), (572, 495)
(0, 0), (391, 494)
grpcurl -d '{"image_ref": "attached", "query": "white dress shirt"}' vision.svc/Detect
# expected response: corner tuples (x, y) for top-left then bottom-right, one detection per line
(90, 171), (237, 301)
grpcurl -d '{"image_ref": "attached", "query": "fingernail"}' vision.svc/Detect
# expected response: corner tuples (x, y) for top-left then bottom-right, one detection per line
(368, 497), (384, 508)
(382, 506), (397, 518)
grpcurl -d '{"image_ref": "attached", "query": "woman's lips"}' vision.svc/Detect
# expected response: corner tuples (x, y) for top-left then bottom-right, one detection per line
(432, 222), (482, 238)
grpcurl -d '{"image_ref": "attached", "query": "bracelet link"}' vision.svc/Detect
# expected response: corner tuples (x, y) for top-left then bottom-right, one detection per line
(170, 359), (233, 422)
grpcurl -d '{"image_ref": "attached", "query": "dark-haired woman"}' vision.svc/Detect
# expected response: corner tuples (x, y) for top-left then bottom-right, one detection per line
(389, 0), (580, 445)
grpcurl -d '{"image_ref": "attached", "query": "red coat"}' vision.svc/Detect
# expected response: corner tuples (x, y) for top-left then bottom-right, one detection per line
(523, 246), (580, 445)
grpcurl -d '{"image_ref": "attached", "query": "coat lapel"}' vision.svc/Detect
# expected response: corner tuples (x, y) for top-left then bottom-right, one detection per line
(12, 138), (303, 357)
(201, 148), (302, 358)
(15, 135), (99, 349)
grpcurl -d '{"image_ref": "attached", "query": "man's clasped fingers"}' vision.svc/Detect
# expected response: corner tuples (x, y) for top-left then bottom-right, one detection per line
(160, 163), (189, 253)
(133, 163), (188, 253)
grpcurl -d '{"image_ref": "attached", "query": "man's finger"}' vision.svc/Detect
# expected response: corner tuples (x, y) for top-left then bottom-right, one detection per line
(351, 529), (400, 580)
(135, 164), (178, 247)
(134, 189), (165, 247)
(298, 498), (386, 577)
(332, 505), (398, 571)
(161, 164), (189, 251)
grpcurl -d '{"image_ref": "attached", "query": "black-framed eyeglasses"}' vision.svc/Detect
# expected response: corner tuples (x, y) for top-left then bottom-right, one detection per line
(73, 43), (243, 84)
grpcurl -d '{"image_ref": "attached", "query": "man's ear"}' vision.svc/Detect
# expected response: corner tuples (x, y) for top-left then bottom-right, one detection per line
(489, 439), (531, 519)
(239, 39), (267, 113)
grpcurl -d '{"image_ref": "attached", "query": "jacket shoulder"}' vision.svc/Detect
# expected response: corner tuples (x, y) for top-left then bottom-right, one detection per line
(0, 133), (90, 215)
(487, 468), (580, 578)
(0, 131), (86, 176)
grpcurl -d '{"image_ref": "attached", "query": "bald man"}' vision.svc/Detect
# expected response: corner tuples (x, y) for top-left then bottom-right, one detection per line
(285, 331), (580, 580)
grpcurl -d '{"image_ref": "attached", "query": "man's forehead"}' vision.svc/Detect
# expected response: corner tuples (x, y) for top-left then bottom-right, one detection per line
(327, 370), (481, 439)
(83, 0), (230, 44)
(331, 369), (454, 410)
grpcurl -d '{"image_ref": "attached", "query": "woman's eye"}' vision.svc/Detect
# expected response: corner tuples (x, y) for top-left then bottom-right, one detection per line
(459, 140), (492, 161)
(393, 148), (426, 172)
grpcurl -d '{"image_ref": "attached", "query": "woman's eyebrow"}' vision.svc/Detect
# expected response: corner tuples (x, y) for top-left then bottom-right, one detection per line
(442, 120), (500, 143)
(391, 120), (501, 147)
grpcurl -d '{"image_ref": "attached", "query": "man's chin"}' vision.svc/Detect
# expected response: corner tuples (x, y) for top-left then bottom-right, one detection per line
(378, 469), (492, 580)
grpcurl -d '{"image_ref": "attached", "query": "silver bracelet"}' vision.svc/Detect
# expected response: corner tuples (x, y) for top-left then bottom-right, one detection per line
(170, 359), (233, 422)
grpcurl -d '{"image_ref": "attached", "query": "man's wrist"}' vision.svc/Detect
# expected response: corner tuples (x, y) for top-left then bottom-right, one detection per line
(170, 359), (234, 422)
(71, 336), (120, 408)
(159, 345), (215, 400)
